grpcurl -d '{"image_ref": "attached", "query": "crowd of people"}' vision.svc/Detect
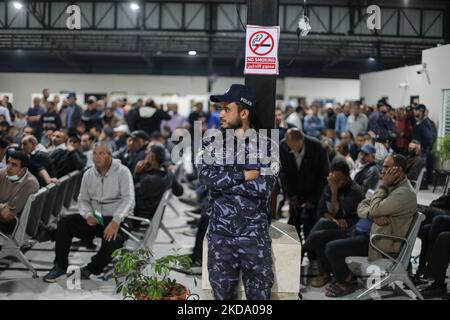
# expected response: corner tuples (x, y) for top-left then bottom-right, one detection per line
(0, 88), (449, 299)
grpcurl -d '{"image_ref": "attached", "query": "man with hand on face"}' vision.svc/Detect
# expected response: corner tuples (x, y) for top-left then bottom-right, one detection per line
(133, 143), (183, 223)
(358, 154), (416, 261)
(50, 134), (87, 178)
(43, 143), (135, 282)
(0, 150), (39, 234)
(304, 161), (364, 288)
(197, 84), (278, 300)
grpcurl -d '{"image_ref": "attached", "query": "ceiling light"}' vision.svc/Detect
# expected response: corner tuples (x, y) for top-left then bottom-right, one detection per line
(188, 50), (197, 56)
(13, 2), (23, 9)
(368, 57), (376, 62)
(130, 3), (140, 11)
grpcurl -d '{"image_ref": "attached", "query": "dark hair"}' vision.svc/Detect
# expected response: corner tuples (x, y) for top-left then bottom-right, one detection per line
(0, 121), (9, 129)
(102, 127), (114, 138)
(68, 134), (81, 143)
(150, 131), (164, 141)
(82, 131), (95, 142)
(356, 133), (365, 139)
(91, 125), (102, 133)
(1, 135), (14, 146)
(339, 142), (350, 156)
(149, 144), (166, 165)
(24, 126), (34, 134)
(8, 149), (29, 168)
(391, 153), (407, 172)
(330, 160), (350, 177)
(410, 140), (421, 146)
(343, 131), (354, 140)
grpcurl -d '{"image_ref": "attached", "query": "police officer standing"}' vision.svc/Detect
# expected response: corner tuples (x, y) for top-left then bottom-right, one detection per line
(197, 84), (278, 300)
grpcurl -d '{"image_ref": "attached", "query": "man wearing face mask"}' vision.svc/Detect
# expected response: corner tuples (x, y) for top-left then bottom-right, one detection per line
(0, 150), (39, 234)
(351, 144), (380, 194)
(406, 140), (425, 181)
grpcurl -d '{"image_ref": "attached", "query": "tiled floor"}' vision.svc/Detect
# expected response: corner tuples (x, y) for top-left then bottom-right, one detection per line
(0, 188), (445, 300)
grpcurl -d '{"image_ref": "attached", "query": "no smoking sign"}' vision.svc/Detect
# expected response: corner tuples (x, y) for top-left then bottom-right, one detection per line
(244, 25), (280, 75)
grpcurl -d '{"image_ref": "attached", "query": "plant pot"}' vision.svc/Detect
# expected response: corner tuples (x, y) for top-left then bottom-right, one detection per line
(133, 283), (190, 300)
(164, 283), (190, 300)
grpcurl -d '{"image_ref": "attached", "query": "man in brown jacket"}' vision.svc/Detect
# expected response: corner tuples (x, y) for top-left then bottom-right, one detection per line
(0, 149), (39, 234)
(358, 154), (417, 261)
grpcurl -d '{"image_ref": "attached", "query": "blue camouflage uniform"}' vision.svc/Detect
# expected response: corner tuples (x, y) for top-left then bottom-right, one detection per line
(197, 131), (278, 300)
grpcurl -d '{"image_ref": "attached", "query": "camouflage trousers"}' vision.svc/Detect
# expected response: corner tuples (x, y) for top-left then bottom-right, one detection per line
(207, 232), (274, 300)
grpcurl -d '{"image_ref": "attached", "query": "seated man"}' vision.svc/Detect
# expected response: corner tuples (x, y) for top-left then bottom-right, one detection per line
(43, 143), (135, 282)
(0, 150), (39, 234)
(304, 161), (364, 288)
(406, 140), (425, 181)
(351, 144), (380, 194)
(21, 135), (57, 187)
(324, 154), (417, 297)
(415, 215), (450, 280)
(419, 231), (450, 299)
(50, 133), (87, 178)
(115, 130), (148, 173)
(47, 130), (67, 153)
(133, 143), (183, 222)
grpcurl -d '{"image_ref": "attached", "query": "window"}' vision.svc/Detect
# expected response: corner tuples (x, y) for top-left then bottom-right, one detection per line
(443, 90), (450, 135)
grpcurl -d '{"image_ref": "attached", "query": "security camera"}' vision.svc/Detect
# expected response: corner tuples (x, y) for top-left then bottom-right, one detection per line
(298, 16), (311, 37)
(417, 62), (427, 75)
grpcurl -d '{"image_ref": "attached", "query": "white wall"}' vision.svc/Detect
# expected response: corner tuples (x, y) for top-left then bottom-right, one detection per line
(421, 44), (450, 135)
(0, 73), (208, 112)
(360, 65), (422, 108)
(0, 72), (359, 113)
(359, 44), (450, 136)
(284, 77), (360, 106)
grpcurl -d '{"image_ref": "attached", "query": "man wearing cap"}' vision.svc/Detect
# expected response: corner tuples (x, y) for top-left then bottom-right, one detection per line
(113, 124), (130, 150)
(65, 93), (83, 130)
(115, 130), (149, 173)
(351, 144), (380, 194)
(197, 84), (278, 300)
(412, 104), (437, 189)
(82, 96), (104, 131)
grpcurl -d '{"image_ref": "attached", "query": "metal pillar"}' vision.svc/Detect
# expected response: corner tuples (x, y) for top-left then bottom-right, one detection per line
(245, 0), (279, 130)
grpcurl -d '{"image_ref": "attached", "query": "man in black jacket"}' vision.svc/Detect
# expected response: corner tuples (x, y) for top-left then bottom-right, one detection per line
(352, 144), (380, 194)
(81, 96), (104, 131)
(127, 99), (170, 136)
(406, 140), (425, 181)
(21, 135), (58, 187)
(133, 143), (183, 222)
(63, 92), (83, 130)
(280, 128), (330, 244)
(50, 134), (87, 178)
(115, 130), (148, 173)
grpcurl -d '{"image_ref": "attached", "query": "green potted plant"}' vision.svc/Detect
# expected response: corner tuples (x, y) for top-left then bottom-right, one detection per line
(112, 248), (192, 300)
(436, 135), (450, 169)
